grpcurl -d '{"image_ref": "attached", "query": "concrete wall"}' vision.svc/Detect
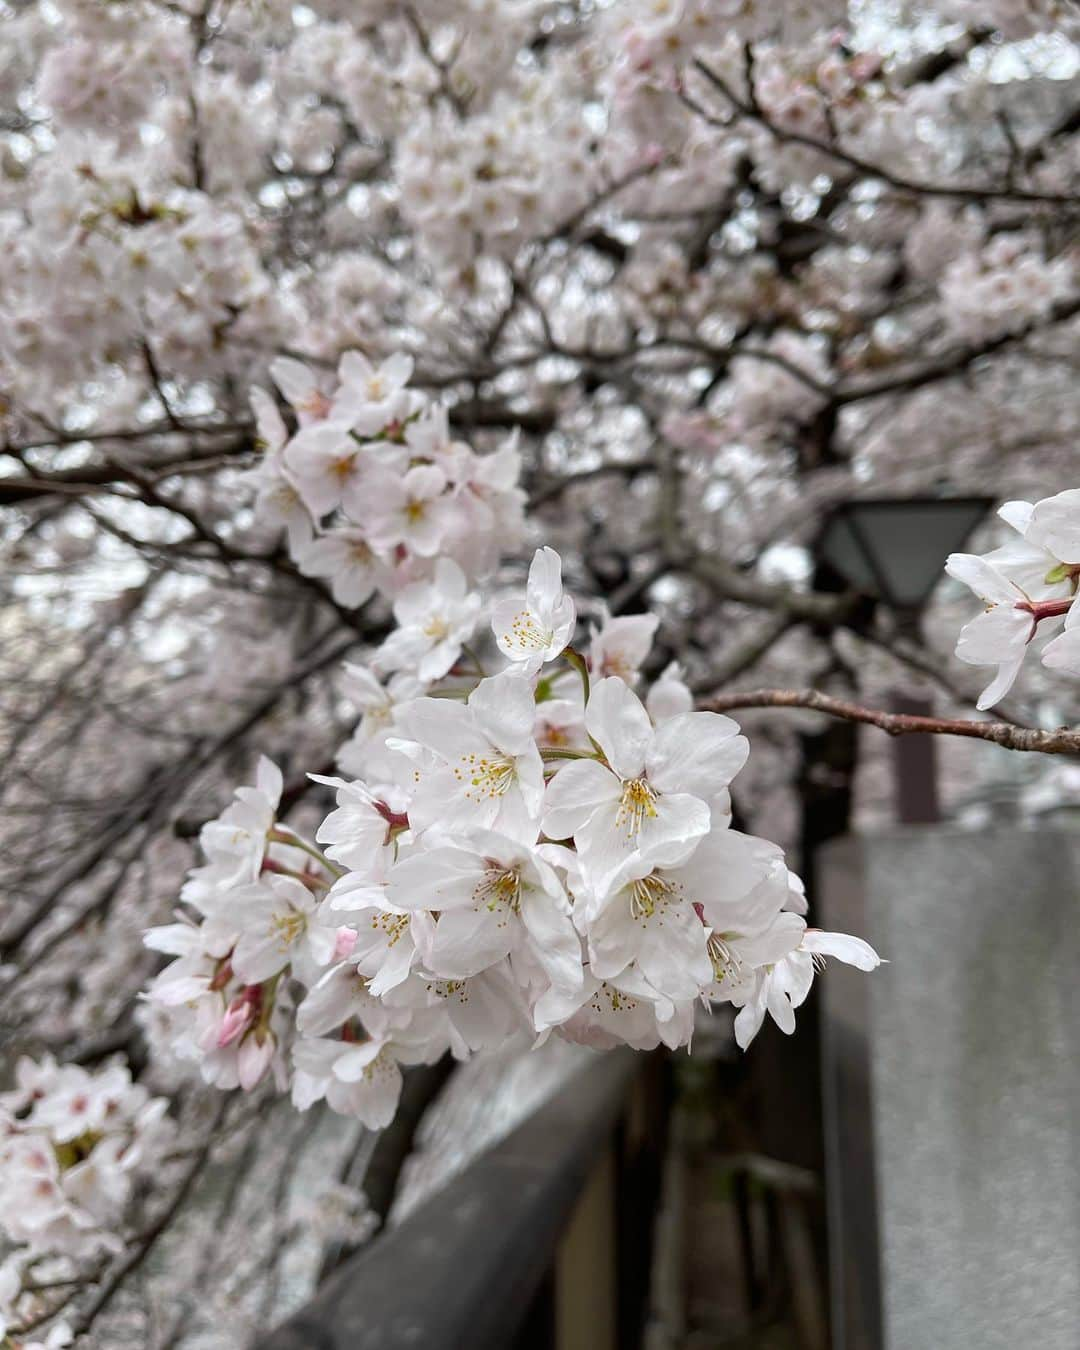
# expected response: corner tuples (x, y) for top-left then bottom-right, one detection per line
(819, 827), (1080, 1350)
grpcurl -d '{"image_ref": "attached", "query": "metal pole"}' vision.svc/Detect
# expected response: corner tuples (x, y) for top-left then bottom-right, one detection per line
(890, 690), (940, 824)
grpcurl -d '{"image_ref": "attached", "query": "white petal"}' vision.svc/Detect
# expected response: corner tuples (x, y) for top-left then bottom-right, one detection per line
(584, 677), (651, 779)
(1042, 624), (1080, 676)
(468, 672), (537, 755)
(527, 546), (564, 613)
(997, 499), (1033, 535)
(976, 650), (1025, 711)
(541, 758), (621, 841)
(519, 887), (583, 993)
(945, 553), (1019, 605)
(427, 906), (514, 978)
(256, 756), (283, 806)
(802, 929), (881, 970)
(647, 712), (748, 796)
(1028, 489), (1080, 562)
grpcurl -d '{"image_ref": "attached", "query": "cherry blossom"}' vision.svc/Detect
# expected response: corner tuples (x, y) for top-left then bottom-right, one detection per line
(375, 559), (483, 682)
(9, 2), (1080, 1332)
(491, 546), (577, 675)
(947, 493), (1080, 707)
(542, 676), (748, 888)
(392, 671), (545, 838)
(388, 829), (582, 998)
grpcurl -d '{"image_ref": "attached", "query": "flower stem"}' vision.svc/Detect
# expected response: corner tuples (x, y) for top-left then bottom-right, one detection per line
(267, 827), (344, 879)
(564, 647), (591, 704)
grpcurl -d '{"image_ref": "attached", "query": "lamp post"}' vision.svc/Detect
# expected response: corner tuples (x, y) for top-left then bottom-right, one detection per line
(815, 496), (994, 824)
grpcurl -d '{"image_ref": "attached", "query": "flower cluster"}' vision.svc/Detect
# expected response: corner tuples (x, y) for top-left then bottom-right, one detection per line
(250, 353), (525, 608)
(144, 538), (879, 1131)
(0, 1056), (171, 1341)
(940, 235), (1075, 343)
(947, 490), (1080, 708)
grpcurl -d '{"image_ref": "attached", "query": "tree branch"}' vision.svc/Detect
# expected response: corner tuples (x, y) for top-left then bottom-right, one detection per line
(699, 687), (1080, 755)
(689, 57), (1080, 207)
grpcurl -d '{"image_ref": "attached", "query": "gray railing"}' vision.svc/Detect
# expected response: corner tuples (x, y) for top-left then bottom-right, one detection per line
(257, 1048), (667, 1350)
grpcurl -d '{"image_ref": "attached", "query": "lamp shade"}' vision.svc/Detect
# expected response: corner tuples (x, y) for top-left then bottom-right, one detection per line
(817, 497), (994, 613)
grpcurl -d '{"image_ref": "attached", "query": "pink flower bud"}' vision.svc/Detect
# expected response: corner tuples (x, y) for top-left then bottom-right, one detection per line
(217, 989), (258, 1047)
(238, 1031), (275, 1091)
(333, 926), (359, 961)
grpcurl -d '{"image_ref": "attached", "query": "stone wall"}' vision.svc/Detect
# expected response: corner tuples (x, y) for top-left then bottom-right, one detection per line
(819, 827), (1080, 1350)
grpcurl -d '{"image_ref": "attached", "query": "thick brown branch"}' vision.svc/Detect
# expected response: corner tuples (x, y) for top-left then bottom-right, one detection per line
(699, 687), (1080, 755)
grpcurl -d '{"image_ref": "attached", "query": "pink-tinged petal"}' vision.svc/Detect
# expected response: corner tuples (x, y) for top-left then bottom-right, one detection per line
(541, 758), (621, 841)
(217, 996), (255, 1048)
(647, 711), (748, 796)
(332, 927), (358, 961)
(237, 1034), (275, 1091)
(584, 677), (652, 779)
(802, 929), (881, 970)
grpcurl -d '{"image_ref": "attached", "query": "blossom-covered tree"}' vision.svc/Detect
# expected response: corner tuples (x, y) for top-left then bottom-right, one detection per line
(1, 0), (1078, 1343)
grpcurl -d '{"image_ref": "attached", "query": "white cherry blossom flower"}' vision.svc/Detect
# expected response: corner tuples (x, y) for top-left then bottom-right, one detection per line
(230, 875), (337, 987)
(589, 612), (659, 683)
(180, 756), (282, 913)
(645, 660), (694, 721)
(535, 966), (694, 1052)
(945, 553), (1059, 709)
(946, 494), (1078, 707)
(375, 558), (482, 682)
(392, 671), (545, 838)
(310, 773), (397, 875)
(387, 828), (583, 997)
(1042, 602), (1080, 676)
(542, 676), (748, 888)
(491, 546), (577, 674)
(366, 463), (454, 558)
(295, 531), (392, 608)
(579, 827), (790, 1005)
(382, 963), (529, 1056)
(733, 930), (881, 1049)
(291, 1035), (404, 1126)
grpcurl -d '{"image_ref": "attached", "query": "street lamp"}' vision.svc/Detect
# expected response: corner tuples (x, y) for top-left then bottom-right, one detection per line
(815, 495), (995, 823)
